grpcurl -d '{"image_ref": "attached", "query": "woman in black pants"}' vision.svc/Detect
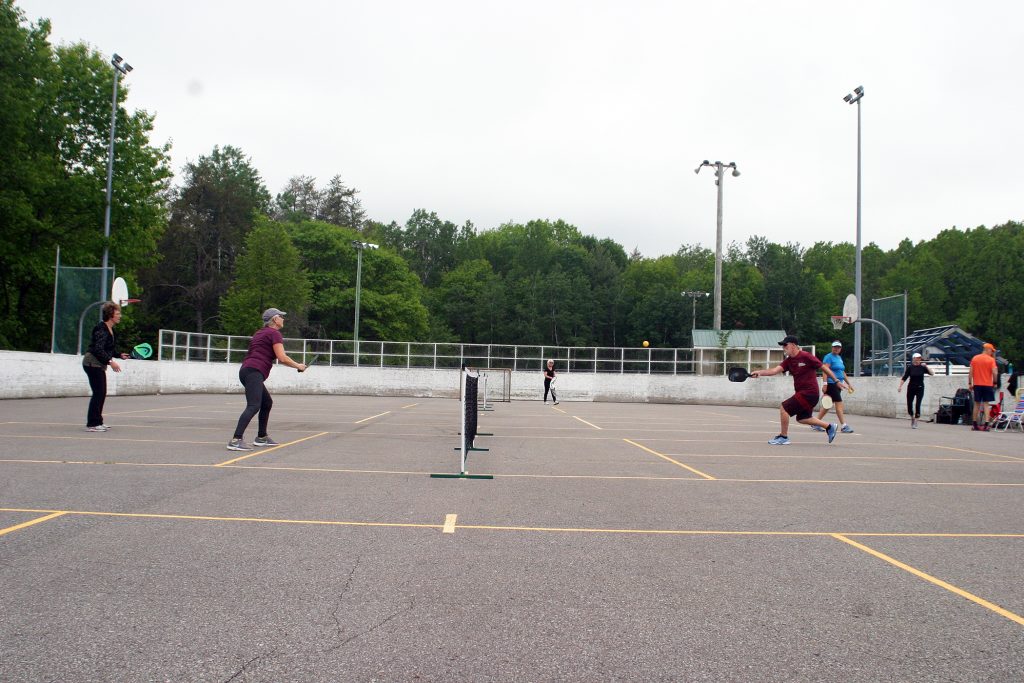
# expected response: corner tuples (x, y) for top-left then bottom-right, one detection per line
(898, 352), (934, 428)
(227, 308), (306, 451)
(82, 301), (128, 431)
(543, 359), (558, 405)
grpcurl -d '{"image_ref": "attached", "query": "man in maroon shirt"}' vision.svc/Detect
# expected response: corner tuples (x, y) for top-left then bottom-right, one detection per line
(751, 335), (842, 445)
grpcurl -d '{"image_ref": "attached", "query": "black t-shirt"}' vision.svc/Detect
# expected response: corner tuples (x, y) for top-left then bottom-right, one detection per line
(544, 365), (556, 382)
(901, 364), (931, 389)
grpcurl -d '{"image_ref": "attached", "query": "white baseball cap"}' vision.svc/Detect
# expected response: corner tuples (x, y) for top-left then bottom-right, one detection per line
(831, 340), (842, 347)
(912, 352), (922, 358)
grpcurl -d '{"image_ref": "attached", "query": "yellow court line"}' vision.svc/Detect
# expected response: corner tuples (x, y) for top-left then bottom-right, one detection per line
(712, 477), (1024, 487)
(658, 452), (1023, 465)
(214, 431), (330, 467)
(1, 508), (1022, 540)
(832, 533), (1024, 627)
(573, 416), (602, 430)
(401, 403), (420, 409)
(5, 457), (1024, 488)
(106, 405), (201, 415)
(0, 433), (223, 445)
(0, 508), (441, 531)
(355, 411), (391, 424)
(624, 439), (716, 480)
(0, 511), (67, 537)
(443, 514), (457, 534)
(932, 445), (1024, 462)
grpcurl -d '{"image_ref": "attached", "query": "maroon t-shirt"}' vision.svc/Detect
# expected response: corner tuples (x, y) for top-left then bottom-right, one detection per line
(780, 350), (823, 394)
(241, 326), (284, 379)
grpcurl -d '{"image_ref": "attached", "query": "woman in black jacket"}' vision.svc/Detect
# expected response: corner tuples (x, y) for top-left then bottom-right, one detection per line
(82, 301), (127, 431)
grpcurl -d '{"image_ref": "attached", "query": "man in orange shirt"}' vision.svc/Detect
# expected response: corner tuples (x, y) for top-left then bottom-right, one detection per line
(969, 342), (998, 431)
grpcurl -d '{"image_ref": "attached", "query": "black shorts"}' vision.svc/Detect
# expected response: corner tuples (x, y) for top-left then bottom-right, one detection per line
(782, 391), (819, 420)
(973, 386), (995, 404)
(824, 383), (843, 403)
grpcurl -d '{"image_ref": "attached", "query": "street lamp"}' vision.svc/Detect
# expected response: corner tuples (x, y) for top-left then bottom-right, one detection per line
(681, 291), (709, 339)
(100, 53), (133, 306)
(843, 84), (864, 377)
(695, 160), (740, 330)
(351, 240), (378, 366)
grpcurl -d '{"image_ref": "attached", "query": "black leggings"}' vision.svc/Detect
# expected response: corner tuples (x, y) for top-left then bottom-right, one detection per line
(233, 367), (273, 439)
(84, 365), (107, 427)
(906, 385), (924, 418)
(544, 379), (556, 402)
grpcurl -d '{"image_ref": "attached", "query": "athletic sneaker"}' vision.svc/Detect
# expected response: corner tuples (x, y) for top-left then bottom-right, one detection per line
(253, 436), (279, 447)
(826, 423), (838, 443)
(911, 418), (918, 429)
(85, 425), (108, 432)
(810, 425), (825, 432)
(841, 424), (854, 433)
(768, 434), (790, 445)
(553, 401), (559, 405)
(226, 438), (252, 451)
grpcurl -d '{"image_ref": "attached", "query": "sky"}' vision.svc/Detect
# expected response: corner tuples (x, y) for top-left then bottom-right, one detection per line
(18, 0), (1024, 258)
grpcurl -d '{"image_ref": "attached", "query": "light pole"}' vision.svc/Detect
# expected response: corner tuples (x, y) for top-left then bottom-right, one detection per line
(101, 53), (132, 306)
(843, 85), (864, 377)
(351, 240), (378, 366)
(681, 291), (709, 339)
(695, 160), (740, 330)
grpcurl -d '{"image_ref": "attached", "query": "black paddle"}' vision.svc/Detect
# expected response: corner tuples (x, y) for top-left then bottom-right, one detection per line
(298, 355), (320, 372)
(727, 367), (756, 382)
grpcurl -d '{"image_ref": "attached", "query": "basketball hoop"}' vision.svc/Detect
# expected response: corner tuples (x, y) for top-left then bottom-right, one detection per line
(831, 315), (851, 330)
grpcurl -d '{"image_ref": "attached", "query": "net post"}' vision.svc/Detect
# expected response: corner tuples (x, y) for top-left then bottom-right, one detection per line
(432, 366), (492, 479)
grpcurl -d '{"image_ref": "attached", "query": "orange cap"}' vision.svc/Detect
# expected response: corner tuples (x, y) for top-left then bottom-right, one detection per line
(983, 343), (996, 351)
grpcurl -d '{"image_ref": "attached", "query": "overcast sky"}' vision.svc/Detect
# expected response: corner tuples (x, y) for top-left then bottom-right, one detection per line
(20, 0), (1024, 258)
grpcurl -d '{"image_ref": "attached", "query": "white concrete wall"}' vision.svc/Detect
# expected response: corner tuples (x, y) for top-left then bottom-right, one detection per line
(0, 350), (980, 420)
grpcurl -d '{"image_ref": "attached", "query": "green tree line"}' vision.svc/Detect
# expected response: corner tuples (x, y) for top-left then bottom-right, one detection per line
(3, 2), (1022, 363)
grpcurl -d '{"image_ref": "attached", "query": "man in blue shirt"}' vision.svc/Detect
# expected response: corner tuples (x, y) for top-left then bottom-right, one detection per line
(812, 341), (855, 433)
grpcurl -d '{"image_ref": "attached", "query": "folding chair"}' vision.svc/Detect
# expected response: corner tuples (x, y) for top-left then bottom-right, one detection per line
(993, 399), (1024, 432)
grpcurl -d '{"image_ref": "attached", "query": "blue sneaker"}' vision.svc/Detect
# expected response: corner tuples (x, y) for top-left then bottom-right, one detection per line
(841, 424), (854, 433)
(826, 423), (838, 443)
(810, 425), (825, 432)
(768, 434), (790, 445)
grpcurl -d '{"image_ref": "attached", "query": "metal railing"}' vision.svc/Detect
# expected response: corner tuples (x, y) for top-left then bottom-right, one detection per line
(157, 329), (801, 376)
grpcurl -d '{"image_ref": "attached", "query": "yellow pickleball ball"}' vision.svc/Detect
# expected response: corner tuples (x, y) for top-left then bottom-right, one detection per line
(642, 340), (649, 347)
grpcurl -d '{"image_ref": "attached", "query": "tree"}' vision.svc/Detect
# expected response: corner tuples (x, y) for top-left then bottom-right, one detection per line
(383, 209), (475, 288)
(272, 175), (319, 223)
(219, 218), (312, 335)
(0, 3), (171, 350)
(143, 145), (270, 333)
(270, 174), (366, 230)
(284, 219), (429, 341)
(430, 259), (504, 343)
(318, 174), (366, 229)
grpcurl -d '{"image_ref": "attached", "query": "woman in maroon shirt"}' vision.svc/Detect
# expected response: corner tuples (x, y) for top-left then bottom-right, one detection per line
(227, 308), (306, 451)
(751, 335), (842, 445)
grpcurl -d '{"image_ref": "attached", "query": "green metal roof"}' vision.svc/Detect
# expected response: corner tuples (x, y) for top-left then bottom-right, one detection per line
(692, 330), (789, 348)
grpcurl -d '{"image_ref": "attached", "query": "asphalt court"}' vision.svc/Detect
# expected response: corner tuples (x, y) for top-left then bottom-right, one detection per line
(2, 393), (1023, 681)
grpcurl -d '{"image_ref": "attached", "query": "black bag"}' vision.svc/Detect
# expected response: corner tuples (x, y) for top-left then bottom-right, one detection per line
(935, 404), (954, 424)
(952, 388), (973, 424)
